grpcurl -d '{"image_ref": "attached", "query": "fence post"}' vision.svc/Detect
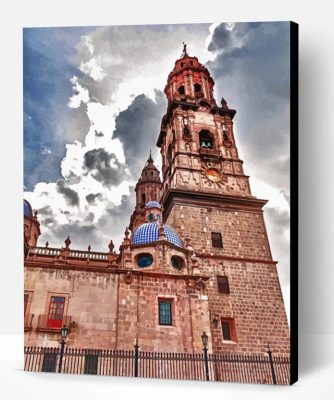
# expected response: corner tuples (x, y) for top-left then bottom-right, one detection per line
(134, 339), (139, 377)
(267, 344), (277, 385)
(203, 347), (210, 381)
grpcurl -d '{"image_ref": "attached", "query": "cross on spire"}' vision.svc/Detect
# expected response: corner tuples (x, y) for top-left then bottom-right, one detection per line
(147, 149), (153, 163)
(182, 42), (188, 57)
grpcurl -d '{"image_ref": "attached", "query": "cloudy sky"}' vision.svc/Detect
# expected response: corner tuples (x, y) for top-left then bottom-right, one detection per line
(23, 22), (290, 316)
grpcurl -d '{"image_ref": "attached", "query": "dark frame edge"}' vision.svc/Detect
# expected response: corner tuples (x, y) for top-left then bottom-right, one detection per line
(290, 20), (299, 385)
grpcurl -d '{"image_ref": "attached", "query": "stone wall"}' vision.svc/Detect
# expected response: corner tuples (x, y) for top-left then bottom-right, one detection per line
(116, 273), (210, 352)
(24, 267), (118, 349)
(167, 204), (272, 259)
(24, 261), (212, 353)
(165, 203), (290, 355)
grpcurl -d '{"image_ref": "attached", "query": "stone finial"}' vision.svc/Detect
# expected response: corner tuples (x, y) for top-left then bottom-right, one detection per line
(33, 210), (38, 218)
(64, 235), (71, 249)
(121, 227), (131, 247)
(158, 220), (165, 239)
(108, 239), (114, 253)
(45, 241), (49, 248)
(87, 244), (91, 252)
(221, 97), (228, 109)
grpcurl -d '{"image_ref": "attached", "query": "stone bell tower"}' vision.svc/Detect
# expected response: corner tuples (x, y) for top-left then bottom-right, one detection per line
(156, 46), (290, 355)
(129, 152), (162, 231)
(157, 44), (251, 209)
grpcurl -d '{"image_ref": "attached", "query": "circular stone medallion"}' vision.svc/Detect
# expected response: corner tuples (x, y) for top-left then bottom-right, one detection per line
(206, 168), (222, 182)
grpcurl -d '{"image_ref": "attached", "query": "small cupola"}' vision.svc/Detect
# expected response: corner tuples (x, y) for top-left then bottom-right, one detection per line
(145, 201), (162, 222)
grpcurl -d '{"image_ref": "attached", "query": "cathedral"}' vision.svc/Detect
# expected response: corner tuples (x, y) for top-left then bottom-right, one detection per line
(24, 47), (290, 369)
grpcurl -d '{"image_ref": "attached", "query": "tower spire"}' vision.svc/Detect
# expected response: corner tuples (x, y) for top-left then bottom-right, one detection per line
(148, 149), (153, 163)
(129, 151), (162, 231)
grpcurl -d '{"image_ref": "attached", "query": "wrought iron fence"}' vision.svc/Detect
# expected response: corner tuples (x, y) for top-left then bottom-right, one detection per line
(24, 346), (290, 384)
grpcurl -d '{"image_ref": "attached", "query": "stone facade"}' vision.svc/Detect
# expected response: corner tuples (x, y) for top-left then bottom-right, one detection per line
(24, 48), (290, 358)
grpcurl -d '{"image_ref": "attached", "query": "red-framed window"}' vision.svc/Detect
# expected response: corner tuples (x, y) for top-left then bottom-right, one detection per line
(221, 318), (237, 342)
(47, 296), (65, 328)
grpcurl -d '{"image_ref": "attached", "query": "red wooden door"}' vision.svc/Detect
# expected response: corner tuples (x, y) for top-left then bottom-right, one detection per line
(47, 296), (65, 328)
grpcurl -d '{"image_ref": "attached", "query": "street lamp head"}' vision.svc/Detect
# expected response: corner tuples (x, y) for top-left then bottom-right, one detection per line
(201, 331), (208, 347)
(61, 324), (68, 339)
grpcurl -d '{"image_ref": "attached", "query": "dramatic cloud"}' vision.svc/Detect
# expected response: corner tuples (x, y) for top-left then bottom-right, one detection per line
(83, 148), (130, 187)
(85, 193), (101, 204)
(113, 92), (166, 175)
(23, 27), (95, 190)
(56, 179), (80, 206)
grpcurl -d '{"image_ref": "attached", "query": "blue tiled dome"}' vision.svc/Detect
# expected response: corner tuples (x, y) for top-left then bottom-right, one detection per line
(146, 201), (161, 209)
(132, 222), (183, 248)
(24, 199), (33, 217)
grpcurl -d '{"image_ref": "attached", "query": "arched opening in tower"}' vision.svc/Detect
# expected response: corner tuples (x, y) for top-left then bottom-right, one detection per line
(199, 130), (214, 149)
(178, 85), (185, 95)
(194, 83), (201, 93)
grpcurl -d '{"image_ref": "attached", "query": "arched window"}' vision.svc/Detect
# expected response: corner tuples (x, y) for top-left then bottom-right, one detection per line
(199, 130), (214, 149)
(148, 213), (154, 222)
(194, 83), (201, 93)
(178, 86), (185, 95)
(141, 193), (146, 206)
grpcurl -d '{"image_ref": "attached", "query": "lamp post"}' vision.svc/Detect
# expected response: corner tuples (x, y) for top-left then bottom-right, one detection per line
(201, 331), (210, 381)
(58, 324), (68, 373)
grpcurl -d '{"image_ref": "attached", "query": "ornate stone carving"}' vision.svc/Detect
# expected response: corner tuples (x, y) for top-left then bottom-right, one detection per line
(195, 277), (207, 294)
(200, 160), (227, 188)
(124, 272), (133, 285)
